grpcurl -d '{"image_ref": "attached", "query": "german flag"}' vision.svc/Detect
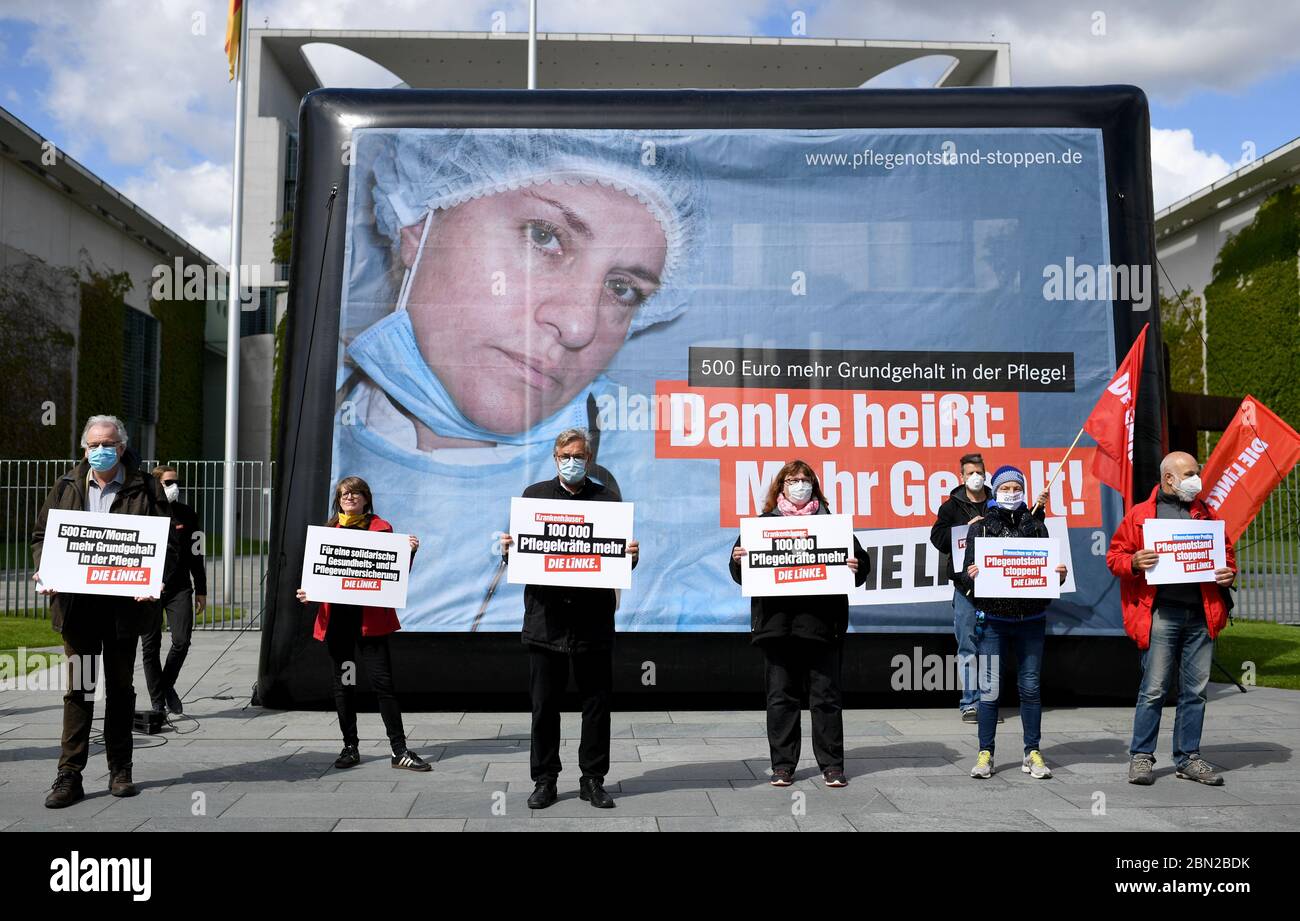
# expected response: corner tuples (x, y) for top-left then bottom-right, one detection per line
(225, 0), (243, 80)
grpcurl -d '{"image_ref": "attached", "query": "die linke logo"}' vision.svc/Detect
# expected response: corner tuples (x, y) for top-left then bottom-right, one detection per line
(748, 528), (849, 584)
(313, 543), (401, 590)
(56, 523), (157, 585)
(981, 548), (1050, 588)
(516, 512), (627, 572)
(1154, 532), (1216, 573)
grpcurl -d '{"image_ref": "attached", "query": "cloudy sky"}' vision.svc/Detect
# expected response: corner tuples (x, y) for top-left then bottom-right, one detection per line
(0, 0), (1295, 262)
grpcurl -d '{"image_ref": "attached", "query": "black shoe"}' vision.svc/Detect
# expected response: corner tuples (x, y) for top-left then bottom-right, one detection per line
(44, 771), (84, 809)
(334, 745), (361, 769)
(108, 765), (138, 798)
(164, 687), (183, 715)
(579, 776), (615, 809)
(527, 780), (558, 809)
(391, 750), (432, 772)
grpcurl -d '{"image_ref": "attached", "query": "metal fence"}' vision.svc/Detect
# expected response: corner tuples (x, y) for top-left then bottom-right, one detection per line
(2, 458), (1297, 625)
(1, 458), (273, 630)
(1233, 468), (1300, 623)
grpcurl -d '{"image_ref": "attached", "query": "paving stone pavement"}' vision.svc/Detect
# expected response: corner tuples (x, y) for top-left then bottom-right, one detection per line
(1, 632), (1297, 831)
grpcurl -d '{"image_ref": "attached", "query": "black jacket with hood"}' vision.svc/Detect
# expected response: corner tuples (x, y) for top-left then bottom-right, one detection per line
(929, 483), (991, 583)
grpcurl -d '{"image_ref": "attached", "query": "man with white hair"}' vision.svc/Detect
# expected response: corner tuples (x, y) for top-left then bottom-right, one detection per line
(1106, 450), (1237, 787)
(32, 415), (170, 807)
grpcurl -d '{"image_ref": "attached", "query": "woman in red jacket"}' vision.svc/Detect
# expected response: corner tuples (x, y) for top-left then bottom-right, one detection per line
(296, 476), (430, 772)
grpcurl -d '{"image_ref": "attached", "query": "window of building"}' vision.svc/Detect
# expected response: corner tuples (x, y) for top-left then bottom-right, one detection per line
(122, 307), (159, 457)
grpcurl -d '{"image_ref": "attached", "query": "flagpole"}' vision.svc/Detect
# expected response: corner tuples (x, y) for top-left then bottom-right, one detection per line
(527, 0), (537, 89)
(222, 0), (250, 610)
(1031, 425), (1087, 515)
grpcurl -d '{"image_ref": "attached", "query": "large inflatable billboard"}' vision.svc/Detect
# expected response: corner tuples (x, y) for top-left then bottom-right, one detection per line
(259, 87), (1164, 708)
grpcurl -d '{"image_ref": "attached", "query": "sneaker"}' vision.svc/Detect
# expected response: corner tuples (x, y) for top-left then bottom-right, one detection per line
(108, 765), (138, 798)
(1128, 753), (1156, 785)
(823, 769), (848, 787)
(391, 750), (432, 772)
(769, 768), (794, 787)
(1176, 755), (1224, 786)
(970, 750), (994, 779)
(334, 744), (361, 769)
(961, 709), (978, 723)
(44, 771), (84, 809)
(1021, 750), (1053, 779)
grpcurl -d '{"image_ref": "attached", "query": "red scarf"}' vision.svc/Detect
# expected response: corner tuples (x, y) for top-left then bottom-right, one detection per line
(776, 495), (820, 516)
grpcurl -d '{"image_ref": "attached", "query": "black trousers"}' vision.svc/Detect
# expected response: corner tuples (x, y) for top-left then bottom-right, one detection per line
(324, 607), (407, 756)
(140, 588), (193, 709)
(762, 636), (845, 773)
(59, 609), (139, 775)
(528, 645), (612, 783)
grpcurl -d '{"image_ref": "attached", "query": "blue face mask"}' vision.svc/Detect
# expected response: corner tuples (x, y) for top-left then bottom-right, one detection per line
(346, 310), (589, 447)
(558, 456), (587, 485)
(87, 445), (119, 472)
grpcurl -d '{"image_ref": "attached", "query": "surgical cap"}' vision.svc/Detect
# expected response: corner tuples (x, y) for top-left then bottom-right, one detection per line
(367, 128), (705, 334)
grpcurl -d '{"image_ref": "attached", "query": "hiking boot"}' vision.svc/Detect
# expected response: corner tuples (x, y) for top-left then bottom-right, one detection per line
(1128, 753), (1155, 785)
(44, 771), (83, 809)
(108, 765), (138, 797)
(1176, 755), (1224, 786)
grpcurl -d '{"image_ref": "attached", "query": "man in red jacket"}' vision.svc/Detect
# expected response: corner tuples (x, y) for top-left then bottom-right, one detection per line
(1106, 451), (1236, 787)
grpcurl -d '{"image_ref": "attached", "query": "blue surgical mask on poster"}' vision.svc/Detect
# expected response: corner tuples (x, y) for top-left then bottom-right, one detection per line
(558, 457), (587, 484)
(87, 446), (118, 472)
(347, 309), (588, 447)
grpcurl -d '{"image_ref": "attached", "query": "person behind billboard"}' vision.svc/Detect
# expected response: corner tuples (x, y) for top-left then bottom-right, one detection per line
(140, 465), (207, 716)
(928, 452), (991, 724)
(294, 476), (430, 772)
(1105, 451), (1237, 787)
(498, 428), (639, 810)
(729, 460), (870, 788)
(32, 415), (169, 807)
(334, 129), (701, 631)
(953, 465), (1067, 781)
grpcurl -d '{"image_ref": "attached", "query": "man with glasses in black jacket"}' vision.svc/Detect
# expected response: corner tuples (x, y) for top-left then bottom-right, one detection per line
(499, 428), (638, 810)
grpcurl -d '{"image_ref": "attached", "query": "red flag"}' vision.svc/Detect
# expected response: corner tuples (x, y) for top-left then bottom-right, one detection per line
(1200, 395), (1300, 543)
(1083, 323), (1148, 507)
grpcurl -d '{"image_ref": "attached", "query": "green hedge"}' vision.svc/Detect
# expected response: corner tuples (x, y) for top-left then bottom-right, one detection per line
(76, 268), (130, 427)
(1204, 186), (1300, 431)
(151, 294), (205, 459)
(0, 257), (77, 458)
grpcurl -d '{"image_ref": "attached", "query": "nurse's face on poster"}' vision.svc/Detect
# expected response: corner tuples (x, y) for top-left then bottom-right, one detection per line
(400, 181), (667, 435)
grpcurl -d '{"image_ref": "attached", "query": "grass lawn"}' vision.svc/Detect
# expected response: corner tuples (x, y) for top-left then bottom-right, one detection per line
(0, 614), (64, 678)
(1215, 618), (1300, 691)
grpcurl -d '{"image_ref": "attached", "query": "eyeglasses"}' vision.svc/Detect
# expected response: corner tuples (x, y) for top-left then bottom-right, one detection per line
(555, 453), (587, 461)
(86, 441), (119, 449)
(785, 477), (813, 485)
(339, 491), (364, 499)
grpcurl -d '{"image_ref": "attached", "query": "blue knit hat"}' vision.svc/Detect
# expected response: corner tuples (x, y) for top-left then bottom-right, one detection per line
(989, 465), (1026, 492)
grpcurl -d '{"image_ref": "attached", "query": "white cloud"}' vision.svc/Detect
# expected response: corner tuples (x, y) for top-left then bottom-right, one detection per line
(120, 159), (233, 263)
(1150, 127), (1252, 210)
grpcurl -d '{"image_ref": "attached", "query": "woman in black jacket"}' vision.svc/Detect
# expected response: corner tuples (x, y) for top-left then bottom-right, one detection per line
(729, 460), (870, 788)
(952, 465), (1067, 781)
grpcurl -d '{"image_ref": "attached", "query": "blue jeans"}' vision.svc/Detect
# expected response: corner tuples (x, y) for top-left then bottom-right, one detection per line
(953, 589), (980, 711)
(975, 614), (1045, 755)
(1129, 605), (1213, 769)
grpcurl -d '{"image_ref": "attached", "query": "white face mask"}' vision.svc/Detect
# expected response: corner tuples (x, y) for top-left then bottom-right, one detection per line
(965, 473), (985, 492)
(163, 483), (180, 503)
(785, 481), (814, 504)
(996, 489), (1024, 510)
(1173, 474), (1202, 503)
